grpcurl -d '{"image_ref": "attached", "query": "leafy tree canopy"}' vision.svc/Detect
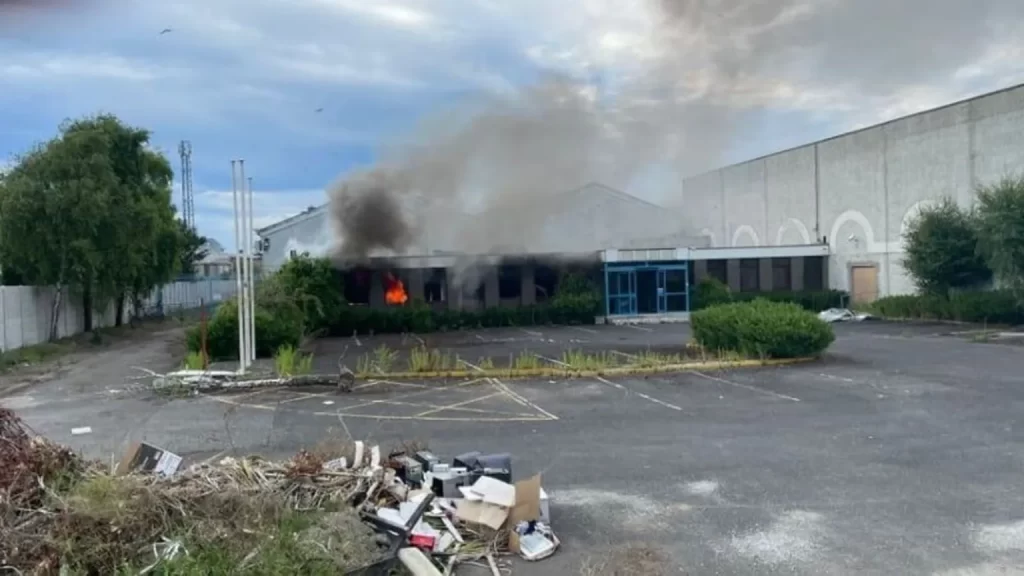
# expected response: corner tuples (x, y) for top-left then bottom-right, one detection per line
(976, 176), (1024, 302)
(902, 198), (991, 295)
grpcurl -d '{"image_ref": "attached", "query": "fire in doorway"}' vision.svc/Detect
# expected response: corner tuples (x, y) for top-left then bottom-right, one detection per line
(384, 272), (408, 305)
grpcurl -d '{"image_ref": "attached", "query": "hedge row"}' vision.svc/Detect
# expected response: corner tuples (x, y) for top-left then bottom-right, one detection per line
(868, 291), (1024, 325)
(691, 299), (835, 358)
(693, 277), (846, 312)
(329, 293), (600, 335)
(187, 258), (603, 360)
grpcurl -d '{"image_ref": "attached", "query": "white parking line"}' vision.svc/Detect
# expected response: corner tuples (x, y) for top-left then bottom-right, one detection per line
(572, 326), (598, 334)
(691, 371), (801, 402)
(519, 328), (543, 337)
(623, 324), (654, 332)
(490, 378), (559, 421)
(535, 354), (570, 367)
(594, 376), (683, 411)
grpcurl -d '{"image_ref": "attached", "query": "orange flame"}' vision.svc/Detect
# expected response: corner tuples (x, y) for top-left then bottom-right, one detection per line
(384, 273), (408, 305)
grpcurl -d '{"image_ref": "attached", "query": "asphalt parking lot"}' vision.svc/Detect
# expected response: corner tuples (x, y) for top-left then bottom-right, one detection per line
(312, 322), (697, 371)
(6, 321), (1024, 575)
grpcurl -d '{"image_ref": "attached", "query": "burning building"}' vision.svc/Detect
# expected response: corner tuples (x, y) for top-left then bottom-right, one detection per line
(256, 182), (829, 322)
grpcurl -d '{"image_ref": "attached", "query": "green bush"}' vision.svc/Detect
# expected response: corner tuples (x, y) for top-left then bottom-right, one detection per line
(731, 289), (847, 312)
(327, 294), (598, 335)
(694, 277), (731, 309)
(187, 298), (304, 360)
(869, 290), (1023, 325)
(271, 255), (344, 334)
(691, 299), (835, 358)
(693, 275), (846, 312)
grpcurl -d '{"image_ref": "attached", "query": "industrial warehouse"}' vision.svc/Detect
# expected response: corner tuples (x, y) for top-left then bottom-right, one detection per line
(257, 83), (1024, 321)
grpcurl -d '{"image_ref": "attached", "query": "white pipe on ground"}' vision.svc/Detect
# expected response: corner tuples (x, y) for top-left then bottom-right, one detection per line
(397, 548), (442, 576)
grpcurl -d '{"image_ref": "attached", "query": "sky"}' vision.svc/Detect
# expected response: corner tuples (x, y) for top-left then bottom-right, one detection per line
(1, 0), (1023, 250)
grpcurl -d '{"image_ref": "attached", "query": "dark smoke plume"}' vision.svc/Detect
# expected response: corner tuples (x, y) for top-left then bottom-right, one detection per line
(327, 0), (1022, 264)
(328, 170), (412, 262)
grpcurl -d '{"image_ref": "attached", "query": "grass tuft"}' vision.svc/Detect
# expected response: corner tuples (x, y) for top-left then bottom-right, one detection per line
(407, 346), (455, 372)
(274, 345), (314, 377)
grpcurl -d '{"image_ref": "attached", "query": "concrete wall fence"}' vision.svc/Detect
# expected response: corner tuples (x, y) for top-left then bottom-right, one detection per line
(681, 83), (1024, 299)
(0, 278), (238, 353)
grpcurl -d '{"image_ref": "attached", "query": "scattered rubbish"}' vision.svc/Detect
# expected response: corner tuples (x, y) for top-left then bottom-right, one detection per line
(819, 308), (873, 323)
(5, 401), (558, 574)
(116, 441), (182, 477)
(373, 447), (558, 571)
(323, 400), (335, 405)
(70, 426), (92, 436)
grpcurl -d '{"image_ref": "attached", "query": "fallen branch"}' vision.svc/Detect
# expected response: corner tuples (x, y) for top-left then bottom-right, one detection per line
(144, 369), (348, 394)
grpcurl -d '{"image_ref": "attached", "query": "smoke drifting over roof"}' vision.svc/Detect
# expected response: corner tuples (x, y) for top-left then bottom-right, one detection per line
(328, 0), (1022, 261)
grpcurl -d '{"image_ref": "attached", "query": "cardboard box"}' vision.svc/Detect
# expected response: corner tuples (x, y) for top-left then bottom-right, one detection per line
(116, 442), (182, 477)
(508, 474), (559, 560)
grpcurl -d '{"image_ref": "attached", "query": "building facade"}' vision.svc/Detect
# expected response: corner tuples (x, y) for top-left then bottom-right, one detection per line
(680, 83), (1024, 303)
(257, 183), (829, 321)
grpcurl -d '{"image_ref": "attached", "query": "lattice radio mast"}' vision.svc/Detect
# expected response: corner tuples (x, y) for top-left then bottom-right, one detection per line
(177, 140), (195, 230)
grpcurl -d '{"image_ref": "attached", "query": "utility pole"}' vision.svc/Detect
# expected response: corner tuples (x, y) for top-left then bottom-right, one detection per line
(230, 159), (254, 372)
(177, 141), (195, 230)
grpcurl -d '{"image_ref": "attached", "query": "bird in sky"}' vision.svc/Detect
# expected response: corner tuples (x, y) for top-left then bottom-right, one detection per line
(159, 28), (173, 35)
(315, 108), (324, 113)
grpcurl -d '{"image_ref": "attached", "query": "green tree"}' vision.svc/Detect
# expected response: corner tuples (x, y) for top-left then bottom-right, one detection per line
(976, 176), (1024, 302)
(0, 114), (183, 338)
(902, 198), (991, 295)
(0, 128), (116, 339)
(178, 222), (209, 276)
(60, 115), (180, 327)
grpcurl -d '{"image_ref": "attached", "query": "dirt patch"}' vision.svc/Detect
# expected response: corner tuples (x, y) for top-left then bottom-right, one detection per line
(579, 543), (673, 576)
(0, 321), (188, 398)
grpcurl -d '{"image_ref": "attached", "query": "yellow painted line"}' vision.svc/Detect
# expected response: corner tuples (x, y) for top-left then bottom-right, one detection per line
(413, 392), (504, 417)
(361, 356), (817, 381)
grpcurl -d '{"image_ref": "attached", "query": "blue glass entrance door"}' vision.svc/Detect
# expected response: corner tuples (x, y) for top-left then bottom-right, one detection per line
(608, 270), (637, 315)
(656, 269), (668, 313)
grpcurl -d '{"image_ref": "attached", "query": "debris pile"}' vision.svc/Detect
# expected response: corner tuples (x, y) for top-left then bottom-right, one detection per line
(373, 448), (559, 574)
(818, 308), (873, 323)
(1, 408), (556, 574)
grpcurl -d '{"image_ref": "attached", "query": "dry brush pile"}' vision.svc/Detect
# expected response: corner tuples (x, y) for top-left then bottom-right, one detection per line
(1, 407), (385, 575)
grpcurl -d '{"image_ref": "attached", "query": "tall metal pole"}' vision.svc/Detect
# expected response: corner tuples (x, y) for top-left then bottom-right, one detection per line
(238, 159), (251, 369)
(231, 160), (246, 373)
(245, 175), (256, 362)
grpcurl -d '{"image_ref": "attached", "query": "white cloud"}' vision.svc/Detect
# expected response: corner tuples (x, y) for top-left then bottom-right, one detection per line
(0, 52), (178, 82)
(193, 187), (328, 246)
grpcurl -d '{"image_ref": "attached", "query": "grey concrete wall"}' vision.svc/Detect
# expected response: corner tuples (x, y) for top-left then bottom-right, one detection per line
(681, 83), (1024, 297)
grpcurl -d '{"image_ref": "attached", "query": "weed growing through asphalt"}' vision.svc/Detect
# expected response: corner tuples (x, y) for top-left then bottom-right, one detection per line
(512, 351), (541, 370)
(410, 346), (456, 372)
(181, 350), (206, 370)
(561, 349), (619, 370)
(475, 357), (495, 370)
(274, 345), (313, 377)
